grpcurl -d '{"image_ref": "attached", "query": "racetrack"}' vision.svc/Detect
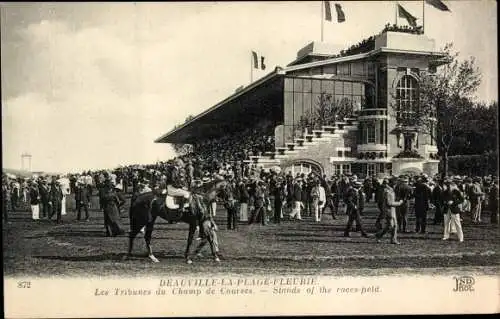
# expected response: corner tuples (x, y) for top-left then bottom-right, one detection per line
(3, 194), (499, 277)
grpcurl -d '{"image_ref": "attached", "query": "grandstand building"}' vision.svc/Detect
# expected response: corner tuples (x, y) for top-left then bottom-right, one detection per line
(156, 28), (448, 178)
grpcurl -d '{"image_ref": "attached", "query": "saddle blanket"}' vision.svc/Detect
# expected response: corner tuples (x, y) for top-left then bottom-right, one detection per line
(165, 195), (190, 210)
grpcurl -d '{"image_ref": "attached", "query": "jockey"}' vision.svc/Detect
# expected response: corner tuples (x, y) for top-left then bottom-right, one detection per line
(167, 158), (190, 212)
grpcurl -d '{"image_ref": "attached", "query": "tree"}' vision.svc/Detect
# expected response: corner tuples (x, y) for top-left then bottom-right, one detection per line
(397, 43), (482, 177)
(296, 93), (356, 133)
(449, 101), (498, 155)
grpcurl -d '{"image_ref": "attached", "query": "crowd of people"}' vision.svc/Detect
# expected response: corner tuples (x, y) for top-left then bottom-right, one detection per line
(329, 23), (424, 60)
(3, 150), (498, 245)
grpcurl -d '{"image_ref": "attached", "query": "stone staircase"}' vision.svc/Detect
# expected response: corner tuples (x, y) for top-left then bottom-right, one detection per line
(244, 117), (359, 170)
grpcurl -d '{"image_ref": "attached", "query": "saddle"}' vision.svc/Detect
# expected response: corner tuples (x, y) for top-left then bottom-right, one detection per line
(165, 195), (191, 210)
(164, 187), (191, 210)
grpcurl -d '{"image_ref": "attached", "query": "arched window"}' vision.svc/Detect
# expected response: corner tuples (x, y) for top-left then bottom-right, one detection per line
(395, 75), (419, 123)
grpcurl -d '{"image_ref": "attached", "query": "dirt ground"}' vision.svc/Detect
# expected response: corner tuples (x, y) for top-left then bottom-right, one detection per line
(3, 194), (499, 277)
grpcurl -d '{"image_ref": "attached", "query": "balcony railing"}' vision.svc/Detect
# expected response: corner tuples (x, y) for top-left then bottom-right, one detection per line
(359, 109), (387, 116)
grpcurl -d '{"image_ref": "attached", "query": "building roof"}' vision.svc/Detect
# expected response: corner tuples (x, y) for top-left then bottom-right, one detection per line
(155, 68), (284, 144)
(156, 32), (449, 144)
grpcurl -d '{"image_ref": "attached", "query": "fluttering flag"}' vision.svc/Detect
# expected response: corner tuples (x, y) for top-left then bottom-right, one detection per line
(324, 1), (332, 21)
(252, 51), (258, 68)
(251, 51), (266, 70)
(398, 3), (418, 27)
(425, 0), (451, 12)
(335, 3), (346, 23)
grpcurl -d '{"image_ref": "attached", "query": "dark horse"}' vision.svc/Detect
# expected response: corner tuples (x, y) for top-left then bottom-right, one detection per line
(127, 180), (227, 263)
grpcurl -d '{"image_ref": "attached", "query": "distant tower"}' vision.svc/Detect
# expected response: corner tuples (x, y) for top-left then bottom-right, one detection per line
(21, 153), (32, 172)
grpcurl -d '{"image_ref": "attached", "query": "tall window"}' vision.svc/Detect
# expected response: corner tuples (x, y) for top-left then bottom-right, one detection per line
(342, 164), (351, 175)
(367, 164), (376, 177)
(364, 123), (376, 144)
(334, 165), (342, 176)
(395, 75), (418, 123)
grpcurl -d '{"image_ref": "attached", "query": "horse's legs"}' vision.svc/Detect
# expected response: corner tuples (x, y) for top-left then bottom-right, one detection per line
(144, 217), (159, 263)
(208, 232), (221, 262)
(184, 222), (196, 264)
(127, 223), (142, 257)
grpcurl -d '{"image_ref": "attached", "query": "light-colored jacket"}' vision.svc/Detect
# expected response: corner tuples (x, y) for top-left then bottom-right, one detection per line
(384, 186), (402, 216)
(319, 185), (326, 207)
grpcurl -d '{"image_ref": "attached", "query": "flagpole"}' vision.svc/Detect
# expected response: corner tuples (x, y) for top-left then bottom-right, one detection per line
(395, 2), (398, 26)
(321, 1), (324, 42)
(422, 0), (425, 33)
(250, 52), (254, 83)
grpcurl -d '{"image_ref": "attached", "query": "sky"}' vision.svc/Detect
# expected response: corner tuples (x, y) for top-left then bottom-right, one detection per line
(1, 1), (497, 173)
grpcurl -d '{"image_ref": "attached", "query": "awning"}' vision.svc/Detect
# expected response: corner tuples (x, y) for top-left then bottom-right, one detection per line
(155, 70), (284, 144)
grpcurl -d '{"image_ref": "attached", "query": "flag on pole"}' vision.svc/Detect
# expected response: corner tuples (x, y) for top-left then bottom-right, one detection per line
(425, 0), (451, 12)
(324, 1), (332, 21)
(335, 3), (346, 23)
(397, 3), (418, 27)
(251, 51), (266, 70)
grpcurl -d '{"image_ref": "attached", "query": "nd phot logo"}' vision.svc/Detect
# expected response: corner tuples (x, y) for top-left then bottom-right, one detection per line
(453, 276), (475, 292)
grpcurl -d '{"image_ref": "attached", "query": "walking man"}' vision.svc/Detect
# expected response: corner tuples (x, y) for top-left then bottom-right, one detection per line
(344, 181), (369, 238)
(375, 181), (403, 244)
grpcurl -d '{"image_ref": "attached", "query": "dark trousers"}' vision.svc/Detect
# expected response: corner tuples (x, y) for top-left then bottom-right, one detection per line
(491, 203), (499, 224)
(344, 208), (366, 236)
(397, 201), (409, 232)
(323, 197), (336, 219)
(11, 195), (17, 211)
(3, 202), (8, 222)
(226, 205), (237, 230)
(434, 204), (443, 224)
(249, 206), (266, 225)
(415, 207), (427, 233)
(40, 200), (49, 217)
(49, 201), (62, 223)
(77, 202), (89, 220)
(375, 203), (384, 230)
(376, 215), (397, 242)
(274, 199), (282, 223)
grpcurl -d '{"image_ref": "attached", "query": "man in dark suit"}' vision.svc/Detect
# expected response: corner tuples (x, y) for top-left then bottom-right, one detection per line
(270, 176), (284, 224)
(48, 179), (63, 223)
(395, 176), (413, 233)
(221, 179), (238, 230)
(344, 181), (369, 238)
(75, 181), (90, 221)
(414, 176), (432, 233)
(38, 179), (50, 219)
